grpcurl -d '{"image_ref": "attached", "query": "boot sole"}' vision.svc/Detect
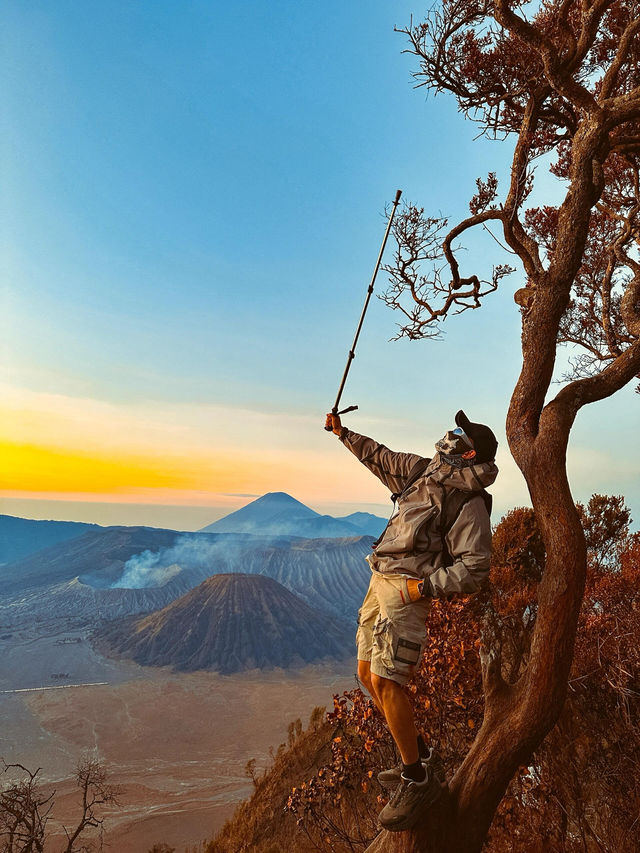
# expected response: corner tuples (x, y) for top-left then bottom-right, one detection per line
(378, 783), (443, 832)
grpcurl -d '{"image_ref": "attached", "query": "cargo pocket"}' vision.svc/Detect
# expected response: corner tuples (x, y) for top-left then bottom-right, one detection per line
(393, 636), (422, 667)
(372, 616), (394, 672)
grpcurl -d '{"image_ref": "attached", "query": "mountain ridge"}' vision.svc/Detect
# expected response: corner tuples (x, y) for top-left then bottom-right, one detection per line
(0, 525), (181, 594)
(0, 515), (100, 565)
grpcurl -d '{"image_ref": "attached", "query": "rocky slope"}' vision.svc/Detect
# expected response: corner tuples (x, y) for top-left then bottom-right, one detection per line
(1, 533), (373, 636)
(0, 565), (208, 627)
(227, 535), (372, 620)
(95, 573), (354, 673)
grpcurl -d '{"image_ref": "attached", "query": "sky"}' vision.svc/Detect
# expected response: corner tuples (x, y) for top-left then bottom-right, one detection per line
(2, 1), (639, 532)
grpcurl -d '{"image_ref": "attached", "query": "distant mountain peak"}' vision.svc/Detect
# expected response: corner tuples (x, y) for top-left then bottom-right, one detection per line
(255, 492), (306, 504)
(198, 492), (386, 539)
(199, 492), (320, 535)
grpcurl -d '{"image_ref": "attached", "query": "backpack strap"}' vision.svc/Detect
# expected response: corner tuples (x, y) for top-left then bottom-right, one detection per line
(389, 456), (432, 503)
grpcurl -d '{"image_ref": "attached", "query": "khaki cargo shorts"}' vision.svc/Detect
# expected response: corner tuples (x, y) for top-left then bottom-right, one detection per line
(356, 570), (431, 686)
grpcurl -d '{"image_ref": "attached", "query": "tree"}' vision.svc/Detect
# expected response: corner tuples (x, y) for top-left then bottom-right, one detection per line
(60, 753), (123, 853)
(577, 492), (632, 568)
(0, 762), (53, 853)
(0, 754), (123, 853)
(366, 2), (640, 851)
(245, 758), (259, 788)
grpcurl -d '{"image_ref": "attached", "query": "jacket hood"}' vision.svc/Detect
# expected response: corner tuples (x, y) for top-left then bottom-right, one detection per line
(426, 453), (498, 492)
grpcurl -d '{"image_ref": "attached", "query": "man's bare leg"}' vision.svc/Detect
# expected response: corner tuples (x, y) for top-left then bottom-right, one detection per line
(371, 673), (419, 765)
(357, 659), (384, 716)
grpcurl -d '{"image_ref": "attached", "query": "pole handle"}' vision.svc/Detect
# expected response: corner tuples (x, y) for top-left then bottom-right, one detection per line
(324, 409), (338, 432)
(324, 405), (359, 431)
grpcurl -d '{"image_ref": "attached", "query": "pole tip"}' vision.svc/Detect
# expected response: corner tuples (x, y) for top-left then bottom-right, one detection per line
(394, 189), (402, 203)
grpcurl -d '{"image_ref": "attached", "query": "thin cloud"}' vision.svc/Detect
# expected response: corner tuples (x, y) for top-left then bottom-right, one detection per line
(220, 493), (261, 498)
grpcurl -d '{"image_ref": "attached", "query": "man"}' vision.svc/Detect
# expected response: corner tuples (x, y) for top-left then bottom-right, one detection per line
(324, 409), (498, 832)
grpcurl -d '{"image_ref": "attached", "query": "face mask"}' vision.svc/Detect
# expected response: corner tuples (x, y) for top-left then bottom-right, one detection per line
(435, 427), (475, 457)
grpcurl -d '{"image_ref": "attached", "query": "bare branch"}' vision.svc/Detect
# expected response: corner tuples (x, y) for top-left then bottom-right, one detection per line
(381, 203), (514, 339)
(443, 209), (506, 287)
(501, 92), (545, 276)
(62, 754), (123, 853)
(1, 760), (55, 853)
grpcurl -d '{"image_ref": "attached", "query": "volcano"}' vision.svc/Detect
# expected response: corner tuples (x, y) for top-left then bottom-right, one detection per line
(95, 573), (354, 674)
(199, 491), (384, 538)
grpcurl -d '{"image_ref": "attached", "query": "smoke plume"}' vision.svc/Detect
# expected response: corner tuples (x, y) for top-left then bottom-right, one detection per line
(110, 534), (275, 589)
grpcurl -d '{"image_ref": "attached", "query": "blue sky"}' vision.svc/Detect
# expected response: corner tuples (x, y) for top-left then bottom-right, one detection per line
(2, 1), (639, 530)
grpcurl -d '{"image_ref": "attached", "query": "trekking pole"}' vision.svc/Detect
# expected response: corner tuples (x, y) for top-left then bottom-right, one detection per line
(325, 189), (402, 430)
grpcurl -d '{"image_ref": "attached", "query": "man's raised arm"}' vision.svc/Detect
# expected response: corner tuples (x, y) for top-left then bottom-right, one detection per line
(325, 412), (423, 495)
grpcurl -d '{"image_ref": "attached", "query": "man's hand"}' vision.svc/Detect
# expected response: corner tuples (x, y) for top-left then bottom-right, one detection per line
(325, 412), (343, 435)
(406, 578), (431, 602)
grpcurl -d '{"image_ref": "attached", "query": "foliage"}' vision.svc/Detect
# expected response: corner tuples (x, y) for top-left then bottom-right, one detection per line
(577, 493), (632, 569)
(383, 1), (640, 379)
(283, 499), (639, 852)
(490, 506), (546, 582)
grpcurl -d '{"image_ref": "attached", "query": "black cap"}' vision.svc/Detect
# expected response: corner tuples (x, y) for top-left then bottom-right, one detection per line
(455, 410), (497, 463)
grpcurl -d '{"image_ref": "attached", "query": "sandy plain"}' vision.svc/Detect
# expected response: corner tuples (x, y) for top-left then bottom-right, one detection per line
(0, 618), (355, 852)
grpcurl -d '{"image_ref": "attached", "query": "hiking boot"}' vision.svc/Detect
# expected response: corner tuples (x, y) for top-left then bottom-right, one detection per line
(377, 747), (444, 789)
(378, 766), (443, 832)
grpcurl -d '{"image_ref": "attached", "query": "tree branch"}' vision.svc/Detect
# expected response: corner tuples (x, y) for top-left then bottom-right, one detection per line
(381, 204), (514, 340)
(502, 92), (545, 277)
(444, 210), (506, 287)
(493, 0), (601, 114)
(553, 334), (640, 416)
(599, 17), (640, 101)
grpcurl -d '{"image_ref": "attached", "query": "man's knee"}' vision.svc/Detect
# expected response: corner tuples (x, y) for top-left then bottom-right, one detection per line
(370, 672), (403, 698)
(357, 659), (373, 688)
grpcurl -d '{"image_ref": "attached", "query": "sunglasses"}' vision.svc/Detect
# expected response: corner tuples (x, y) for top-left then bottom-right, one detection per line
(452, 427), (474, 449)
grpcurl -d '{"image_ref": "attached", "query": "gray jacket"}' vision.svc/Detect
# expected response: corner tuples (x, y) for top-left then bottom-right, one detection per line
(339, 429), (498, 598)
